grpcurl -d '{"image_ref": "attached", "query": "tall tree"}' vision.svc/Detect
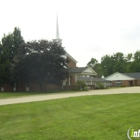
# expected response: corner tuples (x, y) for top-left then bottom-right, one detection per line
(130, 51), (140, 72)
(101, 52), (128, 76)
(112, 52), (126, 73)
(101, 55), (115, 76)
(87, 58), (98, 67)
(0, 27), (24, 85)
(126, 53), (133, 62)
(87, 58), (103, 77)
(87, 51), (140, 77)
(12, 39), (69, 91)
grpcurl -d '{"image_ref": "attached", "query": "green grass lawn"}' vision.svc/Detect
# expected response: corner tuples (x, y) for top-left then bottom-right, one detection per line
(0, 92), (40, 99)
(0, 94), (140, 140)
(0, 90), (77, 99)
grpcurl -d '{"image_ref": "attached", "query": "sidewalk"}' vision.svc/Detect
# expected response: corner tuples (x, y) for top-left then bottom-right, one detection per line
(0, 87), (140, 106)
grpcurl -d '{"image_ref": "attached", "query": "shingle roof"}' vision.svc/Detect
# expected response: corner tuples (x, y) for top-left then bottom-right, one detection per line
(68, 67), (88, 73)
(77, 77), (111, 82)
(124, 73), (140, 79)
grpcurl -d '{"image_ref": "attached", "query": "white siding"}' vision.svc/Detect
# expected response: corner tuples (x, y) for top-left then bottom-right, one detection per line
(83, 68), (92, 73)
(105, 72), (135, 81)
(83, 68), (97, 75)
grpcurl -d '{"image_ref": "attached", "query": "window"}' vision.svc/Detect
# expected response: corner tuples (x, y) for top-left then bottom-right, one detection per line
(116, 81), (122, 86)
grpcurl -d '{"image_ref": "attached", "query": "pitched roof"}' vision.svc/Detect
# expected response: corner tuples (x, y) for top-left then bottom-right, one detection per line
(92, 78), (111, 82)
(124, 73), (140, 79)
(68, 67), (87, 73)
(66, 52), (77, 63)
(105, 72), (135, 81)
(68, 67), (97, 75)
(77, 77), (111, 82)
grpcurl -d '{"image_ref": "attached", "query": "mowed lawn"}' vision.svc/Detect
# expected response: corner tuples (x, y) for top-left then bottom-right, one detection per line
(0, 94), (140, 140)
(0, 92), (41, 99)
(0, 91), (75, 99)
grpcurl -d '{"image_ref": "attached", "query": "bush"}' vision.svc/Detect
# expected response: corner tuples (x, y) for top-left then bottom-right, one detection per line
(95, 87), (99, 90)
(96, 82), (105, 89)
(83, 86), (89, 91)
(73, 80), (87, 91)
(121, 85), (126, 87)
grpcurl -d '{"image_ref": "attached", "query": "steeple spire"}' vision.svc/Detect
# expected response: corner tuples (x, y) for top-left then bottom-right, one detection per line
(56, 12), (59, 39)
(55, 12), (62, 44)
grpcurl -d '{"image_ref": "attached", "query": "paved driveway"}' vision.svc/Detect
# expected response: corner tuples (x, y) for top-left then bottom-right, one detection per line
(0, 87), (140, 106)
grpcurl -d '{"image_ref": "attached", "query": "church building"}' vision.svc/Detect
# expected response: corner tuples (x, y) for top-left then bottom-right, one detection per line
(0, 14), (97, 92)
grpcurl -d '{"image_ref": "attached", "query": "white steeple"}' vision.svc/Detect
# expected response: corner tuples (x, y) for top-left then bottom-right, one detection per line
(55, 12), (62, 43)
(56, 12), (59, 39)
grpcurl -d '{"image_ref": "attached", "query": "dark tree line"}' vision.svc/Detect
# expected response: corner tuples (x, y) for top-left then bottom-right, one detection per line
(87, 51), (140, 77)
(0, 27), (69, 90)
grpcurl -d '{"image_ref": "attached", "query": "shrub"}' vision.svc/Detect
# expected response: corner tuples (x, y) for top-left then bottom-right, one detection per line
(95, 87), (99, 90)
(96, 82), (105, 89)
(83, 86), (89, 91)
(121, 85), (126, 87)
(73, 80), (87, 91)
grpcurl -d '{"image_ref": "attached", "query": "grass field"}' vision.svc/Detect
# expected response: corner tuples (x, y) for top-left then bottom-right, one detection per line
(0, 90), (77, 99)
(0, 93), (140, 140)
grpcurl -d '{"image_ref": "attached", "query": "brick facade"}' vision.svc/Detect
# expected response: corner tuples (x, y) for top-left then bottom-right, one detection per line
(67, 59), (76, 68)
(29, 82), (61, 92)
(112, 80), (140, 87)
(1, 84), (13, 92)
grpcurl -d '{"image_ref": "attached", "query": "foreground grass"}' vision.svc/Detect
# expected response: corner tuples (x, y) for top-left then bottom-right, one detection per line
(0, 94), (140, 140)
(0, 90), (76, 99)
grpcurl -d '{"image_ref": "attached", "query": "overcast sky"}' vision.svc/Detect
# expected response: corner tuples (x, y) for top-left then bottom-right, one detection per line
(0, 0), (140, 66)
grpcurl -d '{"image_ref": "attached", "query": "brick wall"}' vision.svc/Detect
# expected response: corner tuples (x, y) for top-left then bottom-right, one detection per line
(67, 59), (76, 68)
(29, 82), (61, 92)
(112, 80), (135, 87)
(0, 82), (62, 92)
(122, 81), (130, 86)
(2, 84), (13, 92)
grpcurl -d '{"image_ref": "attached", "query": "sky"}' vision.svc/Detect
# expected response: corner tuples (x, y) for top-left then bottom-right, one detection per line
(0, 0), (140, 66)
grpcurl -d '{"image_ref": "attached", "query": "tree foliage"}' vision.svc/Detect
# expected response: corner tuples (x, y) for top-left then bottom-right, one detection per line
(0, 28), (69, 91)
(129, 51), (140, 72)
(0, 27), (24, 85)
(87, 51), (140, 77)
(12, 39), (69, 90)
(87, 58), (103, 77)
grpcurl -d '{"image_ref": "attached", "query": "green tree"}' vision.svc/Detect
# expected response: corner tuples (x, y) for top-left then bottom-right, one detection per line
(101, 55), (114, 76)
(0, 27), (24, 85)
(130, 51), (140, 72)
(126, 53), (133, 62)
(87, 58), (103, 77)
(93, 63), (103, 77)
(12, 39), (69, 91)
(112, 52), (126, 73)
(101, 52), (128, 76)
(87, 51), (140, 77)
(87, 58), (98, 67)
(133, 50), (140, 61)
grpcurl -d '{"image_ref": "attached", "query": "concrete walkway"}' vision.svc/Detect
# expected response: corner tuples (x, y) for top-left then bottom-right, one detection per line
(0, 87), (140, 106)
